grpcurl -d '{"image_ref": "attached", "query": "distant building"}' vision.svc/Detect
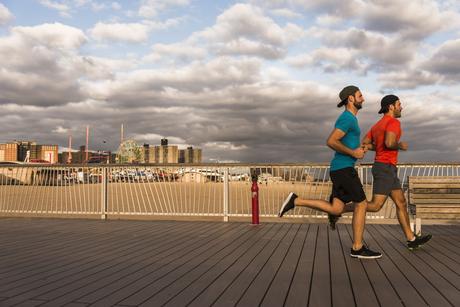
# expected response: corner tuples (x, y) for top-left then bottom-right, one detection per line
(59, 145), (115, 164)
(0, 141), (58, 163)
(0, 143), (18, 162)
(179, 146), (202, 163)
(142, 139), (201, 164)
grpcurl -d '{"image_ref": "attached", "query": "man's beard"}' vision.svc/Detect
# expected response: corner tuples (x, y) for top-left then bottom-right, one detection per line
(353, 101), (363, 110)
(395, 111), (401, 118)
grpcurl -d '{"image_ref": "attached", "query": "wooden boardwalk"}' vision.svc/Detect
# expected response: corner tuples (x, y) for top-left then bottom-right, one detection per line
(0, 218), (459, 307)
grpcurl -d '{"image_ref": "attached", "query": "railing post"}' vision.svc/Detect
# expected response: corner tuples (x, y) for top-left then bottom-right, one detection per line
(101, 167), (108, 220)
(223, 168), (229, 222)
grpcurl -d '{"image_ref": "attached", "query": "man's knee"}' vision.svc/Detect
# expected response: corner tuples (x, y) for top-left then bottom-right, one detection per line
(367, 201), (385, 212)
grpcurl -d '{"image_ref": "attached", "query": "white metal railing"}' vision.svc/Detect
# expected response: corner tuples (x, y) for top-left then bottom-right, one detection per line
(0, 163), (459, 220)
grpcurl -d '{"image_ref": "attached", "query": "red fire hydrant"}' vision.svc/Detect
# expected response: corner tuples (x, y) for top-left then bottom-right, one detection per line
(251, 174), (259, 225)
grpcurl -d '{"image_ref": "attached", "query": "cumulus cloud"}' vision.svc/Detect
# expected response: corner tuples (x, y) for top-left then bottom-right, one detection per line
(361, 0), (459, 40)
(0, 3), (13, 26)
(191, 3), (305, 59)
(89, 22), (150, 43)
(145, 42), (207, 62)
(0, 23), (93, 106)
(422, 39), (460, 82)
(89, 18), (182, 43)
(299, 27), (418, 73)
(138, 0), (190, 18)
(38, 0), (71, 17)
(378, 70), (440, 89)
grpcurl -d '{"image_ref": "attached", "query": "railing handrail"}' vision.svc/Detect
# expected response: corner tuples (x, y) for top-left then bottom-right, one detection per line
(1, 161), (460, 168)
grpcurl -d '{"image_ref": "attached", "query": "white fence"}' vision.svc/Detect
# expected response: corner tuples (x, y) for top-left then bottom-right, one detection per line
(0, 163), (459, 220)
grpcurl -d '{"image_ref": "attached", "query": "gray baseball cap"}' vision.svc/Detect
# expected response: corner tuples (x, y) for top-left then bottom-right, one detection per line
(337, 85), (360, 107)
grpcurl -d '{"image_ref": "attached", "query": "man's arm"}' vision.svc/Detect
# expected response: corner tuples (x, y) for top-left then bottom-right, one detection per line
(362, 136), (375, 151)
(384, 131), (408, 150)
(327, 128), (364, 159)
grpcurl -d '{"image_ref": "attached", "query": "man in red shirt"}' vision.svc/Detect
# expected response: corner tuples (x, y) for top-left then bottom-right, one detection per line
(362, 95), (431, 250)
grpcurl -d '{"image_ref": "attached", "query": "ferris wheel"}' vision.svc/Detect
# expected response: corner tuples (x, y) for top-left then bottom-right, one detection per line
(116, 139), (142, 163)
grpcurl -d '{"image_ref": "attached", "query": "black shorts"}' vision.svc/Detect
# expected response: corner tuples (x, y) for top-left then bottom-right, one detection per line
(330, 167), (366, 204)
(372, 162), (401, 195)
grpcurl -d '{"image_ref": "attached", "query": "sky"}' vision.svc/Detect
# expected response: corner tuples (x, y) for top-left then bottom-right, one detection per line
(0, 0), (459, 163)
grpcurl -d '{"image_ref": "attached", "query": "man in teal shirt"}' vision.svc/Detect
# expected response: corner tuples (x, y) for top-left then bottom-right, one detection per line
(279, 85), (382, 259)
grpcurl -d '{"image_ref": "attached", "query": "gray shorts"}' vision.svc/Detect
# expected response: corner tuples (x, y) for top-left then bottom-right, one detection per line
(372, 162), (401, 195)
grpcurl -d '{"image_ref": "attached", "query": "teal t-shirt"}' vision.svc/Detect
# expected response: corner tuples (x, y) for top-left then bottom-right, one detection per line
(330, 110), (361, 171)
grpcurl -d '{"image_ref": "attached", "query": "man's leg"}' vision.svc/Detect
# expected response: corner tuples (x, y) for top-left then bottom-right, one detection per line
(294, 197), (345, 216)
(278, 193), (345, 217)
(390, 189), (415, 241)
(366, 194), (389, 212)
(352, 200), (367, 250)
(390, 188), (432, 249)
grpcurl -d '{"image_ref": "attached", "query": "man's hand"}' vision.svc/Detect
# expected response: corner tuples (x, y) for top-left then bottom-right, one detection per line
(398, 141), (408, 151)
(352, 147), (365, 159)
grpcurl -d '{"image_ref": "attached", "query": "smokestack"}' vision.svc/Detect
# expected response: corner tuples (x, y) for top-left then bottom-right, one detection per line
(121, 124), (124, 145)
(68, 135), (72, 164)
(86, 125), (89, 162)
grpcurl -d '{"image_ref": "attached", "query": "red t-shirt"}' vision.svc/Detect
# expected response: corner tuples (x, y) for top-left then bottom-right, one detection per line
(365, 115), (401, 165)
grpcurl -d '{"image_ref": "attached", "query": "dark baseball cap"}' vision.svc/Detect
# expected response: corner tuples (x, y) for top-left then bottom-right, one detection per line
(337, 85), (360, 107)
(378, 94), (399, 114)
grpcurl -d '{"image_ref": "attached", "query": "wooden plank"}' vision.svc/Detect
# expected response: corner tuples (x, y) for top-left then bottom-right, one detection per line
(144, 223), (274, 307)
(0, 221), (174, 290)
(208, 224), (294, 307)
(411, 194), (460, 199)
(0, 222), (198, 306)
(0, 221), (165, 289)
(411, 199), (460, 204)
(186, 223), (288, 307)
(77, 223), (247, 307)
(306, 224), (331, 306)
(328, 224), (356, 307)
(417, 213), (460, 219)
(410, 183), (460, 189)
(360, 225), (405, 307)
(410, 188), (460, 194)
(33, 222), (215, 306)
(409, 177), (460, 183)
(382, 225), (460, 306)
(283, 224), (318, 306)
(260, 224), (310, 307)
(372, 225), (453, 306)
(233, 224), (301, 307)
(365, 225), (428, 307)
(135, 223), (273, 307)
(340, 224), (380, 306)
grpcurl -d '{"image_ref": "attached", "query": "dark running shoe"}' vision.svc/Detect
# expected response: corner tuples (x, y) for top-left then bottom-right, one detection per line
(350, 245), (382, 259)
(278, 192), (297, 217)
(328, 214), (341, 230)
(407, 233), (432, 250)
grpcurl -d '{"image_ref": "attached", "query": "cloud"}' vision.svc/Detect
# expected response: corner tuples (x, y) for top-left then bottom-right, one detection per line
(38, 0), (71, 17)
(89, 22), (150, 43)
(0, 23), (91, 106)
(286, 47), (368, 74)
(423, 38), (460, 82)
(378, 70), (440, 90)
(0, 3), (13, 26)
(145, 42), (207, 62)
(192, 3), (305, 59)
(270, 8), (302, 19)
(298, 27), (418, 73)
(361, 0), (459, 40)
(138, 0), (190, 18)
(89, 19), (182, 43)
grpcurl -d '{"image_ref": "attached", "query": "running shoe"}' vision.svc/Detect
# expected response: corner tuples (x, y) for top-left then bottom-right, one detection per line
(278, 192), (297, 217)
(350, 245), (382, 259)
(407, 233), (432, 250)
(328, 214), (341, 230)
